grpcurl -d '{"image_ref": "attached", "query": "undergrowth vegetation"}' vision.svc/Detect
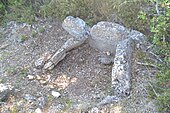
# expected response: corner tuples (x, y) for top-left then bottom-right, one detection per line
(0, 0), (147, 27)
(138, 0), (170, 112)
(0, 0), (169, 112)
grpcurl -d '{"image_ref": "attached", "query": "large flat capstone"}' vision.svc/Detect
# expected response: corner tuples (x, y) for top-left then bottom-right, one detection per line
(90, 22), (129, 54)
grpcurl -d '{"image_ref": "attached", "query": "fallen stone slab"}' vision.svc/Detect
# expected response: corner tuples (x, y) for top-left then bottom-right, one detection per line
(43, 37), (87, 70)
(42, 16), (90, 70)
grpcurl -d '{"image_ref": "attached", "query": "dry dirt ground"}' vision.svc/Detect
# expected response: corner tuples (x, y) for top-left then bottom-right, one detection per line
(0, 20), (158, 113)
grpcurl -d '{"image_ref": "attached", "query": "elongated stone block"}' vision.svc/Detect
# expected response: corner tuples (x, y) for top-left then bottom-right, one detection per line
(112, 38), (135, 98)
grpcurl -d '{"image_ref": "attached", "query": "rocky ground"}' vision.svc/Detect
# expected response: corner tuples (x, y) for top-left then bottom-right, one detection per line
(0, 19), (158, 113)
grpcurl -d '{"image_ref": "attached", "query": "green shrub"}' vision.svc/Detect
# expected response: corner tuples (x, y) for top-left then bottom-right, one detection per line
(157, 91), (170, 112)
(4, 0), (35, 24)
(1, 0), (149, 29)
(0, 0), (7, 24)
(40, 0), (113, 26)
(111, 0), (150, 31)
(39, 0), (149, 29)
(31, 30), (38, 38)
(1, 0), (48, 24)
(139, 0), (170, 112)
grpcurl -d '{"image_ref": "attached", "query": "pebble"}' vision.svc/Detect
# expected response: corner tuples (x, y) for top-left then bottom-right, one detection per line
(47, 84), (55, 88)
(24, 94), (36, 102)
(34, 57), (45, 69)
(27, 75), (34, 80)
(39, 80), (47, 85)
(35, 108), (42, 113)
(106, 51), (111, 56)
(91, 107), (99, 113)
(51, 91), (61, 98)
(36, 75), (42, 80)
(98, 57), (114, 65)
(0, 44), (9, 50)
(34, 52), (52, 69)
(38, 96), (47, 108)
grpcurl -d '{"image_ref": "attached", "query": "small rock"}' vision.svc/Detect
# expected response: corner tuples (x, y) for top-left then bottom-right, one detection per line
(36, 75), (42, 80)
(47, 84), (55, 88)
(98, 56), (114, 65)
(35, 52), (52, 69)
(35, 57), (45, 69)
(62, 16), (90, 38)
(51, 91), (61, 98)
(91, 107), (99, 113)
(106, 51), (111, 56)
(39, 80), (47, 85)
(35, 108), (42, 113)
(27, 75), (34, 80)
(0, 84), (14, 102)
(0, 44), (9, 50)
(70, 77), (77, 83)
(38, 96), (47, 109)
(24, 94), (36, 102)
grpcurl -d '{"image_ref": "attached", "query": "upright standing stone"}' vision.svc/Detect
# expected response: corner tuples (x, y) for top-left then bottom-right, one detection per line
(62, 16), (90, 39)
(112, 38), (135, 98)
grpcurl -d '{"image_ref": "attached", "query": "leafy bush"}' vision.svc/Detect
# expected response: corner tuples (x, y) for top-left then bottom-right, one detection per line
(39, 0), (149, 29)
(1, 0), (149, 28)
(139, 0), (170, 112)
(1, 0), (48, 24)
(0, 0), (7, 23)
(40, 0), (113, 25)
(111, 0), (149, 31)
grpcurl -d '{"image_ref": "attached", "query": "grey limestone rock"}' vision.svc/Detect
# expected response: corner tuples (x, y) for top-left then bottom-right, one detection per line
(98, 56), (114, 65)
(129, 30), (146, 44)
(24, 94), (36, 102)
(112, 38), (135, 98)
(62, 16), (90, 39)
(35, 52), (52, 69)
(90, 21), (129, 54)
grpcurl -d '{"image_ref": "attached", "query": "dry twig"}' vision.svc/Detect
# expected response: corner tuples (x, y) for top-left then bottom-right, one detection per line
(136, 62), (160, 69)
